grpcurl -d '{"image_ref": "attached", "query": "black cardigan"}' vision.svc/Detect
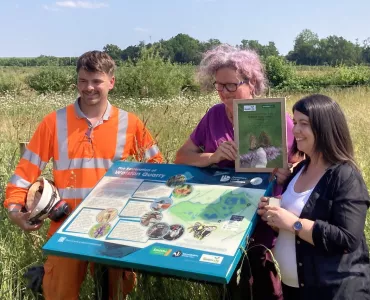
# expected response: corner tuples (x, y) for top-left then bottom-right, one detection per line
(281, 160), (370, 300)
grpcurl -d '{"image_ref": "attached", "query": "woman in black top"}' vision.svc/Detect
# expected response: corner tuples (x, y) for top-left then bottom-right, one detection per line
(257, 94), (370, 300)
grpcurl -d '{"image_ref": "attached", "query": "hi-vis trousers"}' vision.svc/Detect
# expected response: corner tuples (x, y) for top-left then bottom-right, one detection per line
(43, 255), (136, 300)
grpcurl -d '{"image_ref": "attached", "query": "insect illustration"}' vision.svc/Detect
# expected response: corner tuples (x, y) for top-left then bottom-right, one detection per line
(94, 223), (110, 238)
(89, 223), (111, 239)
(188, 222), (217, 240)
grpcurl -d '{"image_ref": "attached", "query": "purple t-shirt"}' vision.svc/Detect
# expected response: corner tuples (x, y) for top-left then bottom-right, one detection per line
(190, 103), (294, 170)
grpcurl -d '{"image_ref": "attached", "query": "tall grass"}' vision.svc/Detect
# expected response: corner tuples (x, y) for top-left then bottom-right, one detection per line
(0, 87), (369, 299)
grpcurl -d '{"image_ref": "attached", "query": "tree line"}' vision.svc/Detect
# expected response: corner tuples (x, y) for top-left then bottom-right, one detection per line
(1, 29), (370, 67)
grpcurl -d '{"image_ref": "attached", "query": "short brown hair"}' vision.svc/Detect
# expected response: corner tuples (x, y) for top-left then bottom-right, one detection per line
(76, 51), (116, 76)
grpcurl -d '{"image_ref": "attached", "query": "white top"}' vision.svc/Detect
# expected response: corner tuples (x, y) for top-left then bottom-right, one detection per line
(273, 168), (314, 287)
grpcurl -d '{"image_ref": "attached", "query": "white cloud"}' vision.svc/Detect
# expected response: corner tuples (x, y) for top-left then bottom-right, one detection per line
(55, 1), (109, 9)
(134, 27), (149, 33)
(43, 5), (60, 11)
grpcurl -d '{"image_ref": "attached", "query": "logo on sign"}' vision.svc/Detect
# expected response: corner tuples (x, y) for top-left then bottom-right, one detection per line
(172, 250), (183, 257)
(199, 254), (224, 264)
(243, 105), (256, 112)
(213, 171), (229, 176)
(220, 175), (231, 182)
(150, 247), (172, 256)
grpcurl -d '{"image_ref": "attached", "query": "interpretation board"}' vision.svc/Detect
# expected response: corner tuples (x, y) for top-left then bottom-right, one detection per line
(43, 161), (271, 284)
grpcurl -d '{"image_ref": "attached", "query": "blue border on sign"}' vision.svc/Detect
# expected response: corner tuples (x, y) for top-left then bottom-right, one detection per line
(43, 161), (273, 284)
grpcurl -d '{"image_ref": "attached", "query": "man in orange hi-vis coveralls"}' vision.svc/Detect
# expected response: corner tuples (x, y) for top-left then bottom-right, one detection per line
(4, 51), (163, 300)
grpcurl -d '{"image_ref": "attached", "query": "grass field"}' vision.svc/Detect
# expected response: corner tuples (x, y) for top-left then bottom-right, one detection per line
(0, 87), (369, 299)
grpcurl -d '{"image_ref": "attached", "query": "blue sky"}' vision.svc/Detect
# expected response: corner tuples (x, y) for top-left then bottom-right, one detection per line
(1, 0), (369, 57)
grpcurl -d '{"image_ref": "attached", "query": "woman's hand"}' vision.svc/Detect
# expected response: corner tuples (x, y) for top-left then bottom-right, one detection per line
(273, 163), (294, 185)
(209, 140), (237, 164)
(274, 168), (291, 185)
(262, 206), (297, 232)
(257, 196), (270, 216)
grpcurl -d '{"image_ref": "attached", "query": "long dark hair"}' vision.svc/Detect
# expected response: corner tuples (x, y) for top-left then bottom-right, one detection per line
(290, 94), (356, 168)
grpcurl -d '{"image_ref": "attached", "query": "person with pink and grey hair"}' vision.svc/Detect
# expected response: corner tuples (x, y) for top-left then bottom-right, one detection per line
(175, 44), (294, 184)
(175, 44), (297, 300)
(197, 43), (268, 97)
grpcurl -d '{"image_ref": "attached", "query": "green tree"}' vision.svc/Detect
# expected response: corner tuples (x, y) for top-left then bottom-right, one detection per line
(361, 38), (370, 64)
(103, 44), (123, 61)
(121, 42), (147, 62)
(200, 39), (222, 52)
(164, 34), (202, 64)
(264, 56), (295, 88)
(264, 42), (280, 57)
(121, 45), (141, 61)
(239, 40), (279, 57)
(318, 36), (362, 65)
(286, 29), (320, 65)
(240, 40), (263, 52)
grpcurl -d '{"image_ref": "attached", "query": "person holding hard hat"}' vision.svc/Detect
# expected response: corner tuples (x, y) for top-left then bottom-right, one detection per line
(25, 177), (69, 225)
(4, 50), (163, 300)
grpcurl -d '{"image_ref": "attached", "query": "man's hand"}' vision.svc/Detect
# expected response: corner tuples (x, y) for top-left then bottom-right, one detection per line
(8, 211), (43, 232)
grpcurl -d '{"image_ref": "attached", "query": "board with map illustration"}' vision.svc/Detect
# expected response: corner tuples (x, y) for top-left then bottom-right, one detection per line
(43, 161), (271, 284)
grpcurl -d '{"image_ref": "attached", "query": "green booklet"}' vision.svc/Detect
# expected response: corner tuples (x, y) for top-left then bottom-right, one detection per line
(233, 97), (288, 172)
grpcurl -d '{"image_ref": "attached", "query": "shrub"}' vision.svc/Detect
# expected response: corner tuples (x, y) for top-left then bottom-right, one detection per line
(332, 65), (370, 86)
(0, 71), (24, 93)
(264, 56), (295, 88)
(112, 48), (198, 98)
(27, 67), (75, 94)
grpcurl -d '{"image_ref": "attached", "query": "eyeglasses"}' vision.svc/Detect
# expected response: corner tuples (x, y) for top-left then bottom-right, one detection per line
(213, 80), (248, 92)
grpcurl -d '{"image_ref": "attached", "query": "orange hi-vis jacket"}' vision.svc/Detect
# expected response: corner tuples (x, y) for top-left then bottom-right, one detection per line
(5, 99), (163, 236)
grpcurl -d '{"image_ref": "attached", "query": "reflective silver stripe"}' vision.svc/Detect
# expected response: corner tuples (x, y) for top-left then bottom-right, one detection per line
(55, 106), (72, 170)
(54, 158), (113, 170)
(8, 203), (23, 212)
(9, 174), (31, 188)
(113, 109), (128, 160)
(56, 107), (69, 163)
(58, 188), (92, 199)
(144, 145), (159, 160)
(53, 105), (112, 171)
(55, 106), (115, 170)
(23, 149), (48, 170)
